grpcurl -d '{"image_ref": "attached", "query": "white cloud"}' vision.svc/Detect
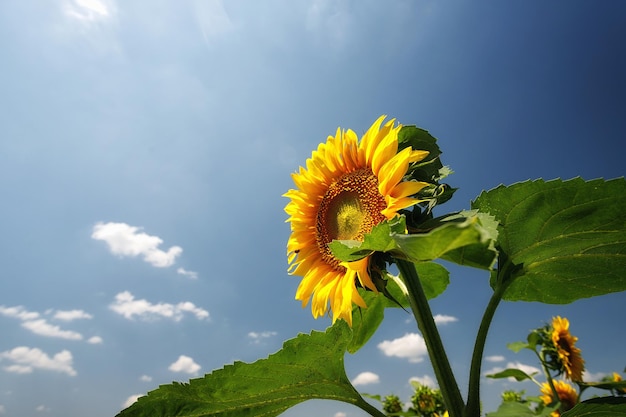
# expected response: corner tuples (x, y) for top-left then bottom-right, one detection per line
(92, 222), (183, 268)
(0, 405), (5, 414)
(168, 355), (200, 375)
(433, 314), (458, 325)
(352, 371), (380, 386)
(52, 309), (93, 321)
(0, 347), (77, 376)
(64, 0), (112, 21)
(109, 291), (209, 321)
(139, 375), (152, 382)
(248, 331), (277, 344)
(177, 268), (198, 280)
(485, 355), (505, 363)
(194, 0), (234, 44)
(409, 374), (437, 388)
(0, 305), (40, 321)
(583, 370), (607, 382)
(87, 336), (103, 344)
(378, 333), (427, 363)
(35, 405), (50, 412)
(122, 394), (141, 409)
(21, 319), (83, 341)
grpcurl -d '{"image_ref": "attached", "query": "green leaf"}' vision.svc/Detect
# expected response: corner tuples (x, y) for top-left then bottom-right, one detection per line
(473, 177), (626, 303)
(397, 125), (443, 182)
(329, 216), (407, 263)
(561, 396), (626, 416)
(439, 211), (500, 269)
(117, 322), (383, 417)
(394, 211), (497, 264)
(486, 368), (536, 382)
(506, 341), (530, 353)
(330, 212), (496, 267)
(485, 401), (541, 417)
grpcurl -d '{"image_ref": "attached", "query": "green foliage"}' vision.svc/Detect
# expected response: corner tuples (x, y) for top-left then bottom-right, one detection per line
(486, 368), (536, 382)
(562, 397), (626, 416)
(329, 211), (497, 268)
(116, 322), (384, 417)
(473, 177), (626, 302)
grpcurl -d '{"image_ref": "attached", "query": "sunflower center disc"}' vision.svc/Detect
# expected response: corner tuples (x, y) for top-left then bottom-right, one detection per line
(316, 168), (387, 269)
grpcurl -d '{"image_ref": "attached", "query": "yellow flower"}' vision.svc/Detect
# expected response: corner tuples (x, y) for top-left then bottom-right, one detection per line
(613, 372), (626, 393)
(284, 116), (430, 326)
(551, 316), (585, 381)
(540, 380), (578, 416)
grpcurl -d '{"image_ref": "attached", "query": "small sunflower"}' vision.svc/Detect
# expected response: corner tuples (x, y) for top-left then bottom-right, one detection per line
(551, 316), (585, 381)
(284, 116), (430, 325)
(540, 380), (578, 416)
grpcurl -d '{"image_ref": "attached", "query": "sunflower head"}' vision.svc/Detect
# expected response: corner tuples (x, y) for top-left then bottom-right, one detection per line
(284, 116), (442, 326)
(548, 316), (585, 381)
(540, 380), (578, 416)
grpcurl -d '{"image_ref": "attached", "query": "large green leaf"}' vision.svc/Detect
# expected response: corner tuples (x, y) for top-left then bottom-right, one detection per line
(473, 177), (626, 303)
(116, 322), (383, 417)
(561, 396), (626, 416)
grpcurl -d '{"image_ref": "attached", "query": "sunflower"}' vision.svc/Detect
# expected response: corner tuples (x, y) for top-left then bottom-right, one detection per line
(284, 116), (430, 326)
(551, 316), (585, 381)
(540, 380), (578, 416)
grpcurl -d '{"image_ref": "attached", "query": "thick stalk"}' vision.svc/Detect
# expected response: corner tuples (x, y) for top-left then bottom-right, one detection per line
(464, 283), (506, 417)
(396, 259), (464, 417)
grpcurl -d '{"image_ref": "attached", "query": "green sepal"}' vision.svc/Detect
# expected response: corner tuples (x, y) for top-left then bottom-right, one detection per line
(116, 321), (384, 417)
(473, 177), (626, 303)
(397, 125), (444, 183)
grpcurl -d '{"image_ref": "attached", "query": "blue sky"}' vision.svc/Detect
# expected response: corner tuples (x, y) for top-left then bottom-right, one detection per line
(0, 1), (625, 416)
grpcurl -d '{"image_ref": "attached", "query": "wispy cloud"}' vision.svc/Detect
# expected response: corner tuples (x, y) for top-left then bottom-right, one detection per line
(139, 375), (152, 382)
(1, 305), (91, 341)
(109, 291), (209, 321)
(485, 355), (505, 363)
(247, 331), (277, 344)
(378, 333), (427, 363)
(351, 371), (380, 386)
(87, 336), (103, 344)
(51, 309), (93, 321)
(64, 0), (112, 21)
(409, 374), (437, 388)
(0, 347), (77, 376)
(168, 355), (200, 375)
(92, 222), (183, 268)
(177, 268), (198, 280)
(434, 314), (458, 325)
(0, 305), (40, 321)
(21, 320), (83, 341)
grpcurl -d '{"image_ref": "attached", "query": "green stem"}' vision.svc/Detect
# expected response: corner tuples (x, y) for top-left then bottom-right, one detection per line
(464, 283), (506, 417)
(355, 397), (389, 417)
(396, 258), (464, 417)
